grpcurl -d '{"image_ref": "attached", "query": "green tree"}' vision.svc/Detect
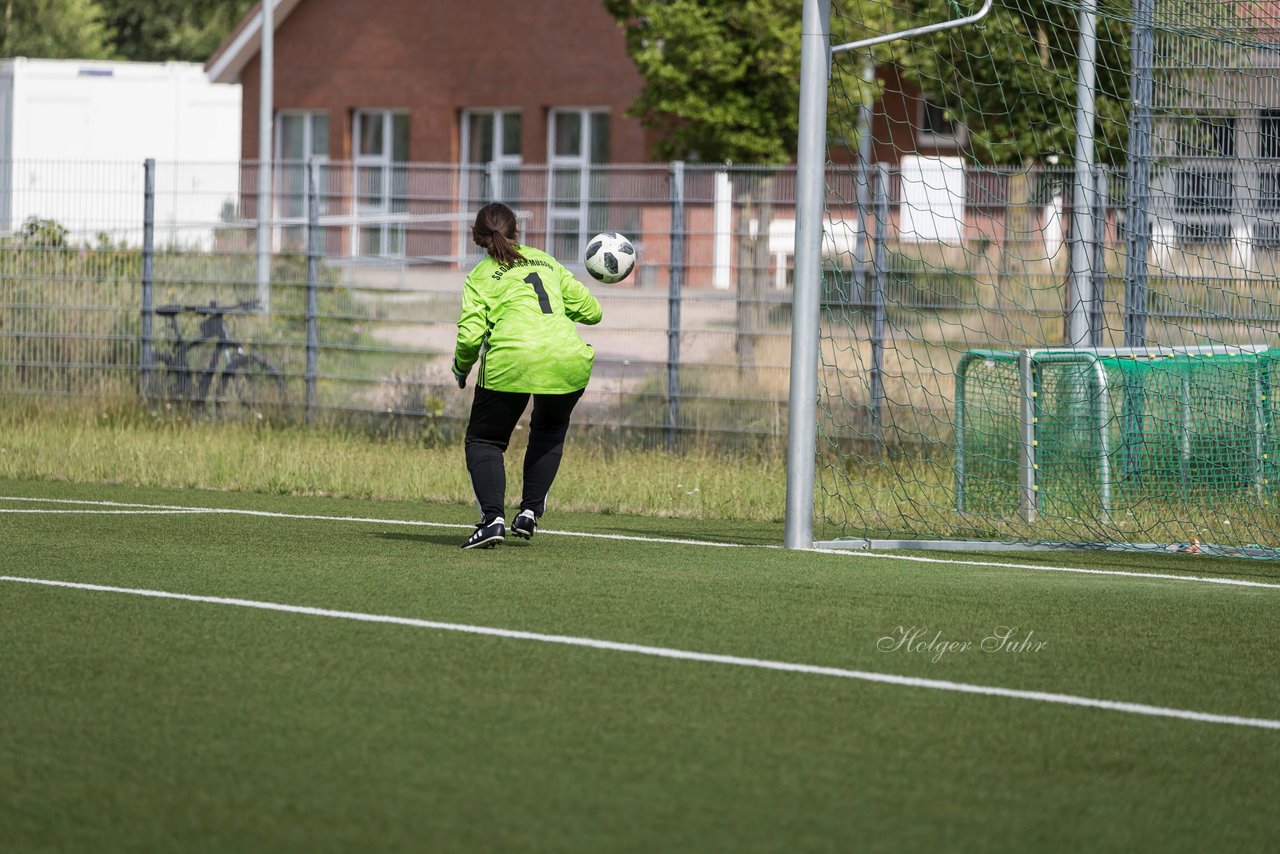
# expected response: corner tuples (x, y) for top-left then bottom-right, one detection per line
(607, 0), (1132, 168)
(884, 0), (1131, 166)
(604, 0), (804, 163)
(100, 0), (254, 62)
(0, 0), (114, 59)
(607, 0), (809, 367)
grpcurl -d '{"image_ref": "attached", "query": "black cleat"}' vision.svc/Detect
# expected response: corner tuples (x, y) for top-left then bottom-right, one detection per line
(511, 510), (538, 540)
(461, 517), (505, 549)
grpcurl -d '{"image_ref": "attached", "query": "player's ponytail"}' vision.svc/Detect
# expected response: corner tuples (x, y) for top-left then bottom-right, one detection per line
(471, 202), (525, 266)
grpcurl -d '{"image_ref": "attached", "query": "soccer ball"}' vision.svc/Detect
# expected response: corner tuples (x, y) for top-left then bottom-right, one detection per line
(584, 232), (636, 284)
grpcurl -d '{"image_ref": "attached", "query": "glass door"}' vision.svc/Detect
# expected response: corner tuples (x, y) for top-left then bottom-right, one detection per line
(460, 110), (522, 260)
(353, 110), (409, 257)
(276, 111), (329, 250)
(547, 109), (609, 261)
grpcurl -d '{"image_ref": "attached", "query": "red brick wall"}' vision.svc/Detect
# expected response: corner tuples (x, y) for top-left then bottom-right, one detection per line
(826, 65), (950, 167)
(1235, 1), (1280, 34)
(238, 0), (653, 163)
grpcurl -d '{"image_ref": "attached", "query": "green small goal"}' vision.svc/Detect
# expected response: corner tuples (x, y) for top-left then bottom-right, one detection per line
(955, 345), (1280, 533)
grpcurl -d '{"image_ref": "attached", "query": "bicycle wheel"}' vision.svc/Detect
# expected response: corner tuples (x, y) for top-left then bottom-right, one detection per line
(216, 354), (288, 420)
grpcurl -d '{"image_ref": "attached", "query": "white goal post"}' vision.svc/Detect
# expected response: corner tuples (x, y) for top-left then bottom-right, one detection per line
(784, 0), (994, 549)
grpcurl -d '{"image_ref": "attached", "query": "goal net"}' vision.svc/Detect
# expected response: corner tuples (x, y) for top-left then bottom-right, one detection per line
(813, 0), (1280, 556)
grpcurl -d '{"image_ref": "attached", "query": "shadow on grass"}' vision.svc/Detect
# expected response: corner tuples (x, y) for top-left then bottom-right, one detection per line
(370, 524), (776, 549)
(372, 530), (534, 549)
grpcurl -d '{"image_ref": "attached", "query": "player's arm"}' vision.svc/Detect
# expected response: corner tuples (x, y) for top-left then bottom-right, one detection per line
(453, 275), (489, 374)
(561, 271), (602, 326)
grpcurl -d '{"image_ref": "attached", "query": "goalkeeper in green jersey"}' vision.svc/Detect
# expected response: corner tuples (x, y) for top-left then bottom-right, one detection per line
(452, 202), (603, 549)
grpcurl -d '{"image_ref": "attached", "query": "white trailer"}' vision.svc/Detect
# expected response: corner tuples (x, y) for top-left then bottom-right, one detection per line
(0, 58), (242, 246)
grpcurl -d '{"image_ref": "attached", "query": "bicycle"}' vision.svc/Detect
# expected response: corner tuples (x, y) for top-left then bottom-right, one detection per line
(153, 299), (288, 416)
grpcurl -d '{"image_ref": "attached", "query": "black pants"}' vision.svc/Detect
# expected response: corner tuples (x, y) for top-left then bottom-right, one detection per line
(464, 386), (585, 522)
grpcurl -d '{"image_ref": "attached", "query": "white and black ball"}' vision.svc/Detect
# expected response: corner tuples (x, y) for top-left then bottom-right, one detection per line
(584, 232), (636, 284)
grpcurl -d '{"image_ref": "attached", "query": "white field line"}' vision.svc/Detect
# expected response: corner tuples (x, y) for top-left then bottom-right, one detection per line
(0, 496), (747, 548)
(2, 495), (1279, 591)
(0, 509), (210, 515)
(808, 548), (1280, 590)
(2, 574), (1278, 732)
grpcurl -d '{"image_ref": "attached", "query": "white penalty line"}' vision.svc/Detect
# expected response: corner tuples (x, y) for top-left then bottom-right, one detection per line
(0, 495), (747, 548)
(2, 495), (1279, 591)
(2, 574), (1278, 732)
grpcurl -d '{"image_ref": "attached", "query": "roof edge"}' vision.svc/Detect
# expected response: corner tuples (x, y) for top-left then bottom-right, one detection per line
(206, 0), (304, 84)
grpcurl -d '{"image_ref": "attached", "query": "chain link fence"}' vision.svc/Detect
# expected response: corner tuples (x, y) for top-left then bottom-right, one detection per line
(1, 157), (1273, 446)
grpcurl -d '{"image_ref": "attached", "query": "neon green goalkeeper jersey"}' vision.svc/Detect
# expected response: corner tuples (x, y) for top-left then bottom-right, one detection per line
(453, 244), (603, 394)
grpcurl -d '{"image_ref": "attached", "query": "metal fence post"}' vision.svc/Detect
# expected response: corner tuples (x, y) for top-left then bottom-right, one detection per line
(486, 160), (499, 203)
(852, 162), (869, 306)
(1122, 0), (1155, 481)
(1124, 0), (1154, 348)
(1067, 0), (1098, 348)
(666, 160), (685, 450)
(305, 159), (320, 422)
(869, 164), (889, 442)
(140, 158), (155, 398)
(1090, 164), (1108, 348)
(853, 59), (875, 305)
(1019, 350), (1039, 523)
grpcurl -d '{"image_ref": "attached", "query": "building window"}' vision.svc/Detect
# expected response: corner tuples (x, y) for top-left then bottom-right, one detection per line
(461, 110), (522, 203)
(547, 108), (610, 261)
(917, 97), (965, 150)
(276, 111), (329, 250)
(1260, 110), (1280, 161)
(279, 111), (329, 162)
(353, 110), (409, 257)
(1254, 110), (1280, 247)
(460, 110), (522, 261)
(1173, 114), (1235, 244)
(465, 110), (521, 165)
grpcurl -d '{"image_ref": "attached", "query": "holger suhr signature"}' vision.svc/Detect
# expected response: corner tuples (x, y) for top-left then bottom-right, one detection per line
(877, 626), (1048, 663)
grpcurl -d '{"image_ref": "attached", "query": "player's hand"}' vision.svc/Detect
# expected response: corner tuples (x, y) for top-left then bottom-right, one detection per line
(451, 361), (468, 389)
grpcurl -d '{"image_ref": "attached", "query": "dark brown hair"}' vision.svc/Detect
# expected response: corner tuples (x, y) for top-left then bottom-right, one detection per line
(471, 202), (524, 266)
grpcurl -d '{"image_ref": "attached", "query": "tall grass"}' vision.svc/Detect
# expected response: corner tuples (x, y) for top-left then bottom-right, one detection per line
(0, 399), (790, 522)
(5, 397), (1276, 550)
(0, 237), (141, 397)
(0, 226), (418, 417)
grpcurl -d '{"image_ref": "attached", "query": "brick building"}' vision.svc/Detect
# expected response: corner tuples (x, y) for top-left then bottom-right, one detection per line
(205, 0), (963, 276)
(206, 0), (654, 164)
(207, 0), (664, 261)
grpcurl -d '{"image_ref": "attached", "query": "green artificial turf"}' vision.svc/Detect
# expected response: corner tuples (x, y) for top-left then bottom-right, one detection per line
(1, 480), (1277, 852)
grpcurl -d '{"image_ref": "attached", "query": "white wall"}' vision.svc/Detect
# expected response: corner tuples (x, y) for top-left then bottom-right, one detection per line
(0, 58), (241, 246)
(898, 155), (966, 243)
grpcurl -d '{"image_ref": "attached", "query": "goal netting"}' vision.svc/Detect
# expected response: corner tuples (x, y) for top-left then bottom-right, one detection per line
(814, 0), (1280, 556)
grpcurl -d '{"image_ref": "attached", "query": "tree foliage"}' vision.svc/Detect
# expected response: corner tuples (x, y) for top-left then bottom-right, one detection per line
(0, 0), (253, 63)
(886, 0), (1132, 166)
(604, 0), (804, 163)
(0, 0), (113, 59)
(100, 0), (255, 63)
(609, 0), (1134, 167)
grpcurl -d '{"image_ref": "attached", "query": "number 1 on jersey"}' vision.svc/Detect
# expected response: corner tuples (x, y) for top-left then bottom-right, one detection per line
(524, 273), (553, 314)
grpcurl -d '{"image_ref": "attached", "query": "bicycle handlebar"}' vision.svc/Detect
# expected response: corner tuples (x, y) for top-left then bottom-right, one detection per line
(155, 299), (261, 317)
